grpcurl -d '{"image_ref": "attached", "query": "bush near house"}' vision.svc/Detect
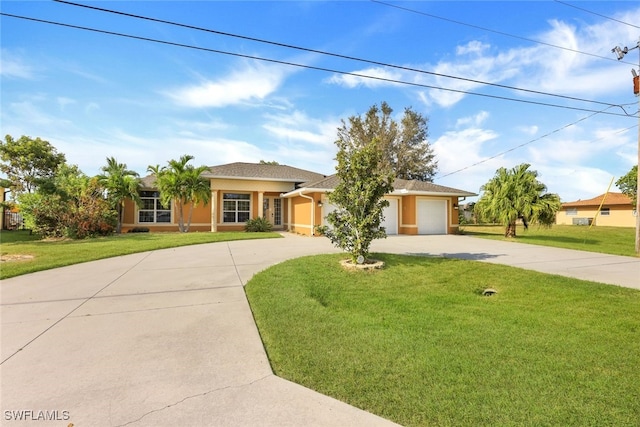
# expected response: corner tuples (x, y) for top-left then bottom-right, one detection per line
(245, 217), (273, 232)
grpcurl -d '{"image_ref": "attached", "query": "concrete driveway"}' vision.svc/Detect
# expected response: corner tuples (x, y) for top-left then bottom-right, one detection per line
(1, 234), (638, 426)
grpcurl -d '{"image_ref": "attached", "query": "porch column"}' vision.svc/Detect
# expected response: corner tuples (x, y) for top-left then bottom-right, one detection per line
(258, 192), (264, 218)
(211, 190), (218, 232)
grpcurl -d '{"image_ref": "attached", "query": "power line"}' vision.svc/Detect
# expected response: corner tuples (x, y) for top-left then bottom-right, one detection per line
(436, 108), (638, 179)
(371, 0), (638, 67)
(1, 11), (634, 118)
(52, 0), (625, 111)
(554, 0), (640, 30)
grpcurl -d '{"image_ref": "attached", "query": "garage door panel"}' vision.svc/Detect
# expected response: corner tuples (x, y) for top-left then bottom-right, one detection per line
(382, 198), (398, 235)
(417, 200), (447, 235)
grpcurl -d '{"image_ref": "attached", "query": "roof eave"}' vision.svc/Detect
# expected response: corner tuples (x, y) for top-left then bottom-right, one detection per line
(203, 174), (313, 183)
(281, 187), (334, 197)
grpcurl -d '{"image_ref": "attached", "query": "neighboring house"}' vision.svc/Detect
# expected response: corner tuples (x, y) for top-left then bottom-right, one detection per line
(555, 192), (636, 227)
(121, 162), (476, 235)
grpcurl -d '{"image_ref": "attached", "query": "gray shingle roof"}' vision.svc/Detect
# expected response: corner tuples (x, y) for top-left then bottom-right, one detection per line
(202, 162), (325, 182)
(297, 174), (476, 196)
(140, 175), (157, 189)
(139, 162), (325, 189)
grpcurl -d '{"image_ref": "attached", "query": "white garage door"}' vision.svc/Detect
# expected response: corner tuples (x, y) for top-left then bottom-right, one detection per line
(417, 199), (447, 235)
(323, 200), (397, 235)
(322, 202), (338, 228)
(382, 198), (398, 235)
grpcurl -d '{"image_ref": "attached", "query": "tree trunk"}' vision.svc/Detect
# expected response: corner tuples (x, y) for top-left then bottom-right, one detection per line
(176, 200), (185, 232)
(116, 204), (123, 234)
(504, 222), (517, 238)
(185, 204), (194, 233)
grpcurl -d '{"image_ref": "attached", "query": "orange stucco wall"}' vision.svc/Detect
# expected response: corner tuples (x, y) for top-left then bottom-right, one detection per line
(213, 190), (289, 232)
(288, 193), (323, 236)
(400, 195), (417, 234)
(449, 196), (461, 234)
(121, 185), (463, 236)
(121, 198), (211, 233)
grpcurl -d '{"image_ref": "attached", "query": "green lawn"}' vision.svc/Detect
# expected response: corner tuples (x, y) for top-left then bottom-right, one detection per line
(461, 224), (637, 257)
(0, 230), (281, 279)
(246, 253), (640, 427)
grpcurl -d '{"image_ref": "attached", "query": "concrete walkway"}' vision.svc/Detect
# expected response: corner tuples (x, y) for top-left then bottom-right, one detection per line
(1, 234), (638, 426)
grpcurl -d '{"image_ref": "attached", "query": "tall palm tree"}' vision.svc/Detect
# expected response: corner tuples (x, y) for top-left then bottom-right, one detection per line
(97, 157), (141, 233)
(148, 155), (210, 232)
(475, 163), (561, 238)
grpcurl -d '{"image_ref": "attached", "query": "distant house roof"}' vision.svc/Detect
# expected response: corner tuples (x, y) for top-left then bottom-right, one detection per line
(140, 162), (326, 189)
(284, 174), (476, 197)
(561, 192), (633, 208)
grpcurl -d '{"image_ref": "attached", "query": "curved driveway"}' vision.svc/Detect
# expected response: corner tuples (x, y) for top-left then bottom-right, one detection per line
(1, 234), (638, 426)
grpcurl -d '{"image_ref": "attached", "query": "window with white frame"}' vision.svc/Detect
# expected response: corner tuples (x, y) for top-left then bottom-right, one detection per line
(600, 208), (610, 216)
(138, 191), (171, 223)
(223, 193), (251, 223)
(566, 208), (578, 216)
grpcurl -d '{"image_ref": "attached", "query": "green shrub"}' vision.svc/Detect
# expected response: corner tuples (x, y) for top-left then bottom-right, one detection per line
(245, 217), (273, 232)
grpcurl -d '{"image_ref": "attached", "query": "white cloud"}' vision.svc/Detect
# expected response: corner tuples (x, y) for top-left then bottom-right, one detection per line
(420, 48), (520, 108)
(456, 41), (490, 56)
(418, 7), (640, 107)
(0, 50), (35, 79)
(539, 165), (617, 202)
(456, 111), (490, 128)
(85, 102), (100, 114)
(166, 62), (287, 108)
(326, 67), (402, 88)
(261, 110), (339, 173)
(262, 110), (338, 147)
(517, 125), (539, 135)
(432, 127), (501, 180)
(527, 125), (633, 165)
(57, 97), (76, 111)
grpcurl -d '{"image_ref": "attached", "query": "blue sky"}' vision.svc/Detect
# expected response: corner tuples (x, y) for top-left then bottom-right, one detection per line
(1, 1), (639, 202)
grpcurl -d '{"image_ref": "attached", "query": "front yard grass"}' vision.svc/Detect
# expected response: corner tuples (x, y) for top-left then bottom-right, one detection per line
(246, 253), (640, 427)
(461, 224), (637, 257)
(0, 230), (281, 279)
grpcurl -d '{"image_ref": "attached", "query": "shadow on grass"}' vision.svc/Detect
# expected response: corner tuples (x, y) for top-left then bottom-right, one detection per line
(519, 235), (599, 245)
(376, 252), (505, 265)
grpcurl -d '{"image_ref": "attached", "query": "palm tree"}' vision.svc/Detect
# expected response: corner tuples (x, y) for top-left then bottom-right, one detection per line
(97, 157), (141, 233)
(148, 155), (210, 232)
(475, 163), (561, 238)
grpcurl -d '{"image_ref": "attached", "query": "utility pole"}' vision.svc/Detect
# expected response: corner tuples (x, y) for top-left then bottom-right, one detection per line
(612, 38), (640, 254)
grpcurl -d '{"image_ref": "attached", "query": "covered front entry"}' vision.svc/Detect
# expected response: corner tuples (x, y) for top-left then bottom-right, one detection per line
(417, 199), (447, 234)
(263, 196), (283, 229)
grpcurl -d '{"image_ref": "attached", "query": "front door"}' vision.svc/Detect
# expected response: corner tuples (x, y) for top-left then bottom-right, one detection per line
(263, 197), (282, 228)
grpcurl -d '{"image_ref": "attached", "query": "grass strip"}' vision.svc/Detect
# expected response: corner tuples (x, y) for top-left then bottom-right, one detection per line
(246, 253), (640, 427)
(460, 224), (636, 257)
(0, 230), (280, 279)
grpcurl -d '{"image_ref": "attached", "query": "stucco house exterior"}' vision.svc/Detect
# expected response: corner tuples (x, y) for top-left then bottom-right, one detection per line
(555, 192), (636, 228)
(121, 162), (476, 235)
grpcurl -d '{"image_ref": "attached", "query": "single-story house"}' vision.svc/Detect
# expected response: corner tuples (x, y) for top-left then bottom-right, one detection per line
(121, 162), (476, 235)
(555, 192), (636, 227)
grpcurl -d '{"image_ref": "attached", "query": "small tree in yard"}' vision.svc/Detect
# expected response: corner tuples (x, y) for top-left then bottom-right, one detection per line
(0, 135), (66, 194)
(475, 163), (561, 238)
(148, 155), (210, 232)
(97, 157), (141, 233)
(324, 133), (394, 264)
